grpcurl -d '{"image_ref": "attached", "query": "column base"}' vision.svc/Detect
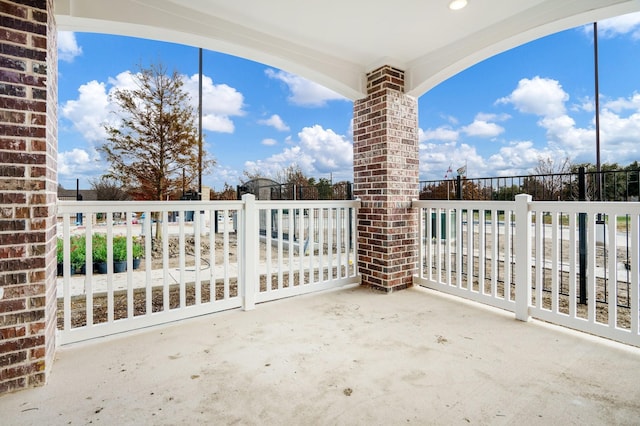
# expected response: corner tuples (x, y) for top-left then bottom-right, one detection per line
(365, 282), (414, 293)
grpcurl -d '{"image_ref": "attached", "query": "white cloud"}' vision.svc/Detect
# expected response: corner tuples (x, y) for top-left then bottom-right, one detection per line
(589, 11), (640, 40)
(244, 125), (352, 179)
(57, 31), (82, 62)
(57, 148), (100, 177)
(462, 118), (504, 138)
(419, 141), (487, 179)
(202, 115), (235, 133)
(493, 76), (640, 170)
(107, 71), (138, 92)
(258, 114), (290, 131)
(486, 141), (562, 176)
(206, 165), (241, 190)
(61, 70), (246, 145)
(60, 80), (111, 142)
(265, 69), (348, 107)
(261, 138), (278, 146)
(497, 76), (568, 117)
(604, 92), (640, 113)
(571, 96), (595, 113)
(598, 108), (640, 164)
(183, 74), (245, 133)
(419, 126), (459, 143)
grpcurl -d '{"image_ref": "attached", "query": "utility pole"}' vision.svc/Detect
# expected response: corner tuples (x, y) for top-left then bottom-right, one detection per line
(594, 22), (602, 201)
(198, 47), (203, 200)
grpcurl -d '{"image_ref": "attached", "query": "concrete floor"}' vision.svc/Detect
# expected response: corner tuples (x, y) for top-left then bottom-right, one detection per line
(2, 285), (640, 425)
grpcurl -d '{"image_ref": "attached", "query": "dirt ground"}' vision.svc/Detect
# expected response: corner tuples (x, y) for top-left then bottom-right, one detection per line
(424, 232), (633, 329)
(58, 229), (633, 331)
(57, 233), (351, 329)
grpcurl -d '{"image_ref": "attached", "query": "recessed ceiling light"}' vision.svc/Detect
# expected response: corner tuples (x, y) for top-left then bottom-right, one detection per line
(449, 0), (468, 10)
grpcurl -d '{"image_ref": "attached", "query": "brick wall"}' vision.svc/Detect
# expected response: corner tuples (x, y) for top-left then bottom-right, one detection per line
(353, 66), (419, 292)
(0, 0), (58, 394)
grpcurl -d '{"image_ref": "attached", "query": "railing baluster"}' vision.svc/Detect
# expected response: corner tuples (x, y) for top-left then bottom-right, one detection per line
(491, 208), (498, 297)
(467, 209), (474, 291)
(478, 208), (486, 294)
(435, 208), (442, 284)
(106, 215), (114, 324)
(299, 208), (305, 284)
(445, 208), (452, 286)
(318, 208), (325, 281)
(587, 213), (597, 324)
(265, 207), (272, 293)
(288, 208), (295, 286)
(308, 208), (315, 282)
(178, 210), (186, 308)
(161, 211), (169, 311)
(63, 213), (71, 331)
(568, 213), (577, 318)
(456, 209), (463, 288)
(277, 208), (284, 289)
(631, 213), (639, 336)
(142, 210), (152, 318)
(534, 210), (543, 309)
(607, 215), (617, 328)
(125, 214), (133, 319)
(194, 211), (202, 305)
(551, 211), (559, 313)
(418, 207), (425, 280)
(223, 208), (230, 299)
(85, 218), (93, 327)
(209, 210), (216, 302)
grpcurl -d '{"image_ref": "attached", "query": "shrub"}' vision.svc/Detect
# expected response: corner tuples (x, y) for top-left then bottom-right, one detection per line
(132, 237), (143, 259)
(69, 235), (86, 269)
(92, 234), (107, 263)
(56, 238), (63, 264)
(113, 236), (127, 262)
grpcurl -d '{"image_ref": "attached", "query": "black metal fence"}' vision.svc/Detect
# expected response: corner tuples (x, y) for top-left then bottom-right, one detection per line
(421, 167), (639, 311)
(237, 181), (353, 201)
(420, 168), (640, 201)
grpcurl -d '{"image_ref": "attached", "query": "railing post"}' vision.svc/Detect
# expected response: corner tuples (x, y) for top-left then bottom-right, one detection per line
(515, 194), (532, 321)
(242, 194), (258, 310)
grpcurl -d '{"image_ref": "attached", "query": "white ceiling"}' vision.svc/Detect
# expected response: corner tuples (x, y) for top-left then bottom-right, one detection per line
(55, 0), (640, 99)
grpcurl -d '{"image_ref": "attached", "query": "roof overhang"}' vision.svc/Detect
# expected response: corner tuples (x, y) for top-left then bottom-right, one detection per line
(54, 0), (640, 99)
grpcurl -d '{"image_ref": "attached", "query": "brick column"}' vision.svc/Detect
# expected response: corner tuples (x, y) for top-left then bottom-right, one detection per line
(0, 0), (58, 394)
(353, 66), (419, 292)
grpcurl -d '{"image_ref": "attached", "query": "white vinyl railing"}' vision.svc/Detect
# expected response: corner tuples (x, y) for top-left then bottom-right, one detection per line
(414, 195), (640, 347)
(56, 195), (359, 344)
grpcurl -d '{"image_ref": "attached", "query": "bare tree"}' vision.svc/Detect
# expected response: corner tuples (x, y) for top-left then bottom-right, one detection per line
(90, 176), (130, 201)
(101, 63), (214, 238)
(531, 156), (572, 200)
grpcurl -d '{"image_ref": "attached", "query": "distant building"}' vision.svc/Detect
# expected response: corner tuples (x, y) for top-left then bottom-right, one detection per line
(57, 185), (98, 201)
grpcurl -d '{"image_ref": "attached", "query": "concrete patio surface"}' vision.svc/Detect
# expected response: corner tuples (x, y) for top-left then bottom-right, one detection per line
(2, 285), (640, 425)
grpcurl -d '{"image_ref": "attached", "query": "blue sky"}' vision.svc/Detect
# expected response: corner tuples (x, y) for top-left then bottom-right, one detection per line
(57, 12), (640, 191)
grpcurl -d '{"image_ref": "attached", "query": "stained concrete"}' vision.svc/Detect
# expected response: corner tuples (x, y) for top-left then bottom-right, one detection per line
(2, 285), (640, 425)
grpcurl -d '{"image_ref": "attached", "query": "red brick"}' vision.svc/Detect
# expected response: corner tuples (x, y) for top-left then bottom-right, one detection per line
(0, 377), (26, 394)
(0, 351), (27, 367)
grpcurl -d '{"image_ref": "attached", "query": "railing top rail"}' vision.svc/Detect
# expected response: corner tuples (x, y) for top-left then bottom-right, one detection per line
(412, 199), (514, 209)
(256, 199), (361, 209)
(57, 199), (245, 214)
(413, 198), (640, 214)
(529, 200), (640, 214)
